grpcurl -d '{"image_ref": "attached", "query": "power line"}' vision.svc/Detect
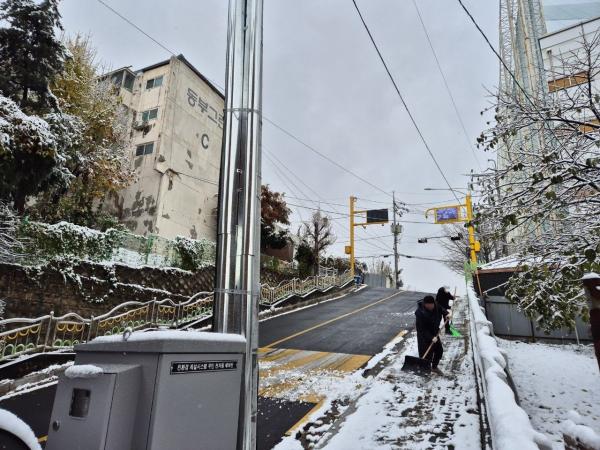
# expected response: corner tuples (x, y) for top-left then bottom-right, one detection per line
(265, 149), (395, 253)
(263, 117), (393, 198)
(96, 0), (176, 56)
(410, 0), (482, 170)
(350, 0), (461, 204)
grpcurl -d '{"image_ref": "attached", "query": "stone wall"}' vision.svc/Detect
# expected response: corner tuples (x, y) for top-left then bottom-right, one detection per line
(0, 261), (215, 320)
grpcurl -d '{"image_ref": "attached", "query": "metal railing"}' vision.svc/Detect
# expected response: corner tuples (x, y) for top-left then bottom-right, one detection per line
(0, 272), (353, 363)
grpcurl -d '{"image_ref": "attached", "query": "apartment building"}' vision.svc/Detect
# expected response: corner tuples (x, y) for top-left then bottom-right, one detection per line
(102, 54), (224, 241)
(540, 16), (600, 127)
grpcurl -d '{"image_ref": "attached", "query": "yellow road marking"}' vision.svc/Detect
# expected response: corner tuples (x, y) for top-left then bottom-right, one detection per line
(269, 351), (330, 372)
(260, 348), (300, 363)
(324, 353), (371, 372)
(38, 435), (48, 443)
(263, 290), (404, 349)
(285, 397), (325, 436)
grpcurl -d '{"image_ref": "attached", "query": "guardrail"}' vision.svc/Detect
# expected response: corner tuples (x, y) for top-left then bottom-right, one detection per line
(0, 272), (353, 363)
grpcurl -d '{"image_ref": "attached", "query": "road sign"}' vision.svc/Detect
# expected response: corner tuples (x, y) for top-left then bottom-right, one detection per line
(435, 206), (460, 223)
(366, 209), (389, 223)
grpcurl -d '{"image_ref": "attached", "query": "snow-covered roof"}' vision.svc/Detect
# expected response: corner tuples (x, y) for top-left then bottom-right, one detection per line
(478, 255), (521, 271)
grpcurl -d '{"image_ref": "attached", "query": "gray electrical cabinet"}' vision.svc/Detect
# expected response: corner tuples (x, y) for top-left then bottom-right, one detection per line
(46, 331), (246, 450)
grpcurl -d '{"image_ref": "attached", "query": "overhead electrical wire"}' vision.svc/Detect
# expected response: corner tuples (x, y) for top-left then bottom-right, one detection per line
(96, 0), (176, 56)
(263, 117), (393, 198)
(410, 0), (482, 170)
(351, 0), (461, 204)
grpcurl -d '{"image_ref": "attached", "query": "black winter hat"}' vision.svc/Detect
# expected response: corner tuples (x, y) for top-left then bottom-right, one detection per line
(423, 295), (435, 304)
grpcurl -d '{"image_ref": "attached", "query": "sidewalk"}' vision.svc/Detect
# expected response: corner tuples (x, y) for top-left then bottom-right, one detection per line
(280, 295), (486, 450)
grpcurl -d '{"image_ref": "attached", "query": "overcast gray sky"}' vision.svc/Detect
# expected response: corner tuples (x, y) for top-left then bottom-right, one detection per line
(59, 0), (499, 294)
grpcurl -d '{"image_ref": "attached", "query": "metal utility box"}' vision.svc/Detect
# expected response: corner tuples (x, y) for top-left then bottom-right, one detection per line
(46, 331), (246, 450)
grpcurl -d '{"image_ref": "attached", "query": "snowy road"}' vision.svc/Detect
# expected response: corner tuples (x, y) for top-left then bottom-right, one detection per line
(0, 286), (425, 449)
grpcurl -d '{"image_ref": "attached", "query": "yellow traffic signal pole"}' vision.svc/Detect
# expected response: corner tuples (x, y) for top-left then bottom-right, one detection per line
(348, 196), (390, 278)
(349, 196), (356, 277)
(465, 193), (477, 265)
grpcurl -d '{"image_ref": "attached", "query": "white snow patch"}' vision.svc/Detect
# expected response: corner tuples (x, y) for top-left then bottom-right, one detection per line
(562, 410), (600, 449)
(499, 338), (600, 449)
(64, 364), (104, 379)
(0, 408), (42, 450)
(93, 329), (246, 344)
(582, 272), (600, 280)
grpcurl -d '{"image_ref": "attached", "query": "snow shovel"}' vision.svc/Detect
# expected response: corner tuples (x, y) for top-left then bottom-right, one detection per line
(402, 317), (449, 374)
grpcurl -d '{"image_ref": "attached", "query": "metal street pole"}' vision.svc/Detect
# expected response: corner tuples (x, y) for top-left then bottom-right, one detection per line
(349, 196), (356, 278)
(392, 191), (400, 289)
(213, 1), (263, 449)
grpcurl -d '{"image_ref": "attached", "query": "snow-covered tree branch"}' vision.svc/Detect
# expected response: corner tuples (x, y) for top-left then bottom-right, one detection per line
(475, 29), (600, 330)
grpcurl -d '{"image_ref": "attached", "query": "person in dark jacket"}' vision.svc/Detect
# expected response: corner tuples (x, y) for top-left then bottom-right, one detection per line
(436, 286), (455, 333)
(415, 295), (444, 370)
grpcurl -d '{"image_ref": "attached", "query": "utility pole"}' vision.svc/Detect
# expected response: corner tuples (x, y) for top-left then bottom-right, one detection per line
(213, 1), (263, 449)
(391, 191), (401, 289)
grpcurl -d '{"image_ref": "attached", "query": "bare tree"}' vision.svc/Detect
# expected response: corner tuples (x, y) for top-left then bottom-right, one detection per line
(300, 210), (336, 276)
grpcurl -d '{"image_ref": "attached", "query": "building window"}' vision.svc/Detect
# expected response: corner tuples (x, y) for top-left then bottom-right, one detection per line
(145, 75), (164, 90)
(135, 142), (154, 156)
(123, 72), (135, 91)
(110, 70), (124, 88)
(141, 108), (159, 122)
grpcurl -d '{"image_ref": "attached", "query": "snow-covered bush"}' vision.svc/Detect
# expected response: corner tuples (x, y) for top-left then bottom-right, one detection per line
(173, 236), (216, 271)
(19, 220), (123, 263)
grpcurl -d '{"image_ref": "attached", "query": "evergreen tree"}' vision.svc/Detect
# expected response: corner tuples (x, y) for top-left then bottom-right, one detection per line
(0, 0), (67, 112)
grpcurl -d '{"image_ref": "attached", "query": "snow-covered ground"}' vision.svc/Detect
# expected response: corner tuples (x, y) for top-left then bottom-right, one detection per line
(320, 334), (481, 450)
(274, 294), (484, 449)
(499, 339), (600, 449)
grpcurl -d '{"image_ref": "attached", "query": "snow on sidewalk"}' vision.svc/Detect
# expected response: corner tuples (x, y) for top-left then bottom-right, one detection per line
(320, 334), (481, 449)
(310, 297), (483, 450)
(499, 339), (600, 450)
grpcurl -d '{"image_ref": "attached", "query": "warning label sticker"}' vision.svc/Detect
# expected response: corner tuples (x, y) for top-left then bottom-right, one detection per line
(170, 360), (237, 374)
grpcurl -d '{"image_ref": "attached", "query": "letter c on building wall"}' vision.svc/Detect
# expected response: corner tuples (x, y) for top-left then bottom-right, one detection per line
(201, 133), (210, 149)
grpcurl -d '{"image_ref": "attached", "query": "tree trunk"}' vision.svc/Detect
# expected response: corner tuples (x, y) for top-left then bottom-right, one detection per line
(13, 191), (25, 214)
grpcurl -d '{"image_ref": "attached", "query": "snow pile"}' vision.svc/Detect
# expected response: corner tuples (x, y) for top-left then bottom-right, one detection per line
(467, 285), (552, 450)
(64, 364), (103, 379)
(0, 408), (42, 450)
(562, 411), (600, 450)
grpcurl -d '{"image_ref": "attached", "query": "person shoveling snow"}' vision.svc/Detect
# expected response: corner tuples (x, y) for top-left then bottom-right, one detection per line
(402, 295), (446, 374)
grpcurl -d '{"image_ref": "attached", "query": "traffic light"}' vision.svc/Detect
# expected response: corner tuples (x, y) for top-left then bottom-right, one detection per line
(418, 238), (428, 244)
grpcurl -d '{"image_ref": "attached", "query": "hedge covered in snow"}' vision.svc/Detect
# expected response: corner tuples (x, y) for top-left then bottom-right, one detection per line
(17, 220), (215, 271)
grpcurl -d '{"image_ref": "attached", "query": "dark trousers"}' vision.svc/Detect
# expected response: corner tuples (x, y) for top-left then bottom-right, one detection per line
(418, 339), (444, 369)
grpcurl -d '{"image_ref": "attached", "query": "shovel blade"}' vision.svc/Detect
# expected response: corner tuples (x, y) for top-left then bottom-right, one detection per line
(401, 355), (432, 373)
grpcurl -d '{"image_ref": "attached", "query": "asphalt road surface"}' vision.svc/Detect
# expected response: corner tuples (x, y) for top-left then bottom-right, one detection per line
(0, 286), (426, 449)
